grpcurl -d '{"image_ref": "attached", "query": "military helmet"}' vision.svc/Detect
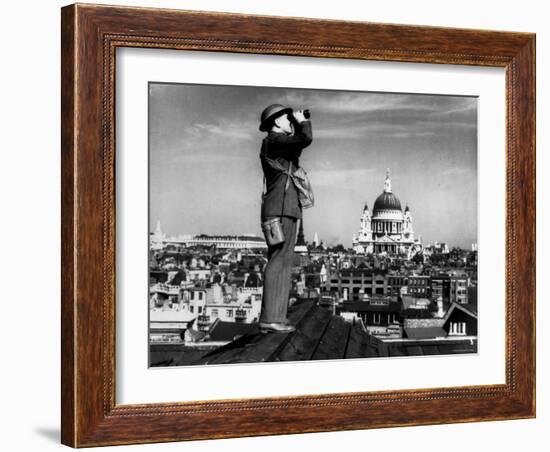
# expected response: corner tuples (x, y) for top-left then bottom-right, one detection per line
(259, 104), (293, 132)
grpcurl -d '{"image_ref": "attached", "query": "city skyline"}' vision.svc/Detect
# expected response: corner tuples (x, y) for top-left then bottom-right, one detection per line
(150, 83), (477, 248)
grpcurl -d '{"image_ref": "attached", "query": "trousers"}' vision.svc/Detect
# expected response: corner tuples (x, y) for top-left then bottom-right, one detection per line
(260, 216), (298, 323)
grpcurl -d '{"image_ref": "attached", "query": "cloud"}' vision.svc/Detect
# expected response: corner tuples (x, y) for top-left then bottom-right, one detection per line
(265, 90), (478, 142)
(276, 89), (476, 117)
(313, 121), (473, 140)
(441, 166), (476, 177)
(191, 121), (255, 141)
(311, 167), (377, 187)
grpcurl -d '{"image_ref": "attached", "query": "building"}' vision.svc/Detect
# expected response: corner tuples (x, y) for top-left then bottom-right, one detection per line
(408, 275), (431, 297)
(149, 309), (196, 344)
(352, 169), (422, 258)
(442, 302), (478, 336)
(430, 274), (469, 304)
(179, 283), (263, 328)
(150, 221), (267, 250)
(339, 297), (402, 337)
(326, 269), (390, 300)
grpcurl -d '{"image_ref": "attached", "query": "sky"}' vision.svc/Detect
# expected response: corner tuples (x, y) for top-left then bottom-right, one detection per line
(149, 83), (477, 248)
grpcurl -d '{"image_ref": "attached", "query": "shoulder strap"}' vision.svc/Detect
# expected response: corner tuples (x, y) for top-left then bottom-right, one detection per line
(280, 160), (293, 219)
(285, 161), (292, 192)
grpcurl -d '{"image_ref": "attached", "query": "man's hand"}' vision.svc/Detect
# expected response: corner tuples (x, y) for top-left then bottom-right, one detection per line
(293, 110), (308, 123)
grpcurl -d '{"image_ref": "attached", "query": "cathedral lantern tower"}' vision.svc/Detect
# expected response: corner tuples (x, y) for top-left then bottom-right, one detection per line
(383, 168), (392, 193)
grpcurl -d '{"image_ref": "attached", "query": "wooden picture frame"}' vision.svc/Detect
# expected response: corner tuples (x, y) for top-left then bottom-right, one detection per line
(61, 3), (536, 447)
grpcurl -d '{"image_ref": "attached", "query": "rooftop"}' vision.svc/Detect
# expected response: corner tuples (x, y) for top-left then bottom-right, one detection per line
(195, 300), (378, 364)
(208, 320), (259, 342)
(194, 300), (477, 365)
(404, 327), (447, 339)
(150, 309), (195, 323)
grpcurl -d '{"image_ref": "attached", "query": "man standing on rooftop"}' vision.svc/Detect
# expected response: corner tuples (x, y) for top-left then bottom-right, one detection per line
(257, 104), (313, 333)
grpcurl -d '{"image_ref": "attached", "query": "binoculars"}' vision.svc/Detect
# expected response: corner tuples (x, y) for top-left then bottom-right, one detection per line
(290, 109), (310, 121)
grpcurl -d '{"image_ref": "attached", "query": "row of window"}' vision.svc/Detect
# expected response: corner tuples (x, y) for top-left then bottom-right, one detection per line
(409, 287), (428, 294)
(332, 279), (386, 284)
(371, 222), (404, 233)
(409, 279), (429, 285)
(209, 309), (248, 319)
(341, 287), (386, 296)
(331, 278), (411, 286)
(360, 313), (398, 325)
(333, 278), (464, 287)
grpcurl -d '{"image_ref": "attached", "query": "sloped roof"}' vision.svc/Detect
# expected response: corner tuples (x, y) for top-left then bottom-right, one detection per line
(404, 318), (445, 328)
(443, 302), (478, 323)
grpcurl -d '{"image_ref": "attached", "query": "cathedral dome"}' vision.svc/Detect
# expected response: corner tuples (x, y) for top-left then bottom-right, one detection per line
(373, 192), (402, 212)
(372, 169), (402, 214)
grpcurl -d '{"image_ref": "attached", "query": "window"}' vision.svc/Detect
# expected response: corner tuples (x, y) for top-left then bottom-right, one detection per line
(211, 309), (218, 318)
(226, 310), (233, 318)
(449, 321), (467, 335)
(190, 306), (194, 313)
(373, 313), (381, 324)
(198, 306), (202, 314)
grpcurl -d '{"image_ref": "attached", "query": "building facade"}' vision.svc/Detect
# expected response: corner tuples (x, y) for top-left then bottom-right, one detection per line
(150, 221), (267, 250)
(352, 169), (422, 258)
(325, 270), (469, 305)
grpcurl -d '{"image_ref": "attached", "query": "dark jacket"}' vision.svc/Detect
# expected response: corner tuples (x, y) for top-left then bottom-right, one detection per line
(260, 121), (312, 220)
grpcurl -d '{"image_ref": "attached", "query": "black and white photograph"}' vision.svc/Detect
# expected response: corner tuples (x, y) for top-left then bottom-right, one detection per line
(148, 82), (479, 367)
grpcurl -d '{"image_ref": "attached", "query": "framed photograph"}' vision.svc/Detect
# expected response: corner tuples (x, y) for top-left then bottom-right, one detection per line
(61, 3), (535, 447)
